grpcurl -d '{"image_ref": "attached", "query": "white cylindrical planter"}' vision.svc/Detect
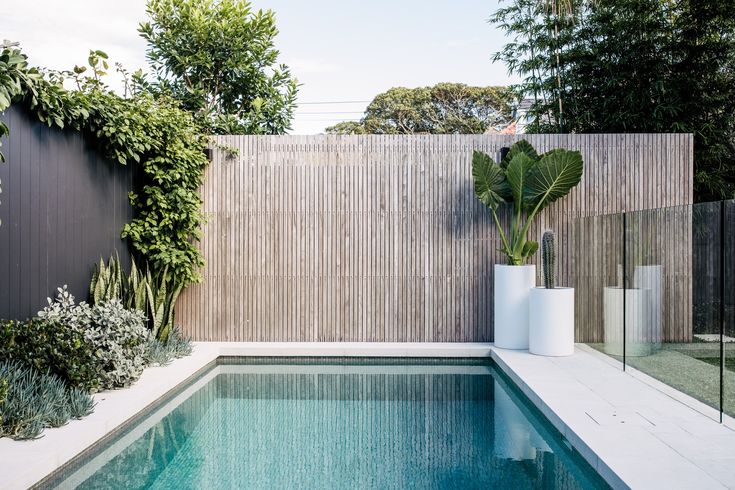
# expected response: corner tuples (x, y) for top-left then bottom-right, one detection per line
(603, 287), (651, 356)
(494, 264), (536, 350)
(529, 287), (575, 356)
(634, 265), (663, 349)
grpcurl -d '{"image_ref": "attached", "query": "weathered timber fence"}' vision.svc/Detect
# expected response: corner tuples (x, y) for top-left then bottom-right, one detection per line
(0, 106), (134, 320)
(177, 134), (693, 342)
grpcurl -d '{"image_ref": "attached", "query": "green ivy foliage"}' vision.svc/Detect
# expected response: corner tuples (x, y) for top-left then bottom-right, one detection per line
(0, 47), (209, 284)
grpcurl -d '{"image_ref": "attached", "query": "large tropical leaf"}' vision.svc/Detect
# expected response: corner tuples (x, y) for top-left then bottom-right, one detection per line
(524, 149), (584, 212)
(472, 150), (510, 210)
(505, 152), (537, 211)
(500, 139), (539, 169)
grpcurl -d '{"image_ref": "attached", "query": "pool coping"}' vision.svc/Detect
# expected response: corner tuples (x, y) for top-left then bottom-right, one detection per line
(2, 342), (734, 489)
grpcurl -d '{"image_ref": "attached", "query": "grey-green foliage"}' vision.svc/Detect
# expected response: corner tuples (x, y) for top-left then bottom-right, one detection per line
(0, 361), (95, 440)
(0, 378), (7, 424)
(90, 255), (183, 342)
(542, 231), (556, 289)
(87, 300), (149, 389)
(39, 288), (150, 391)
(471, 139), (583, 265)
(146, 327), (193, 366)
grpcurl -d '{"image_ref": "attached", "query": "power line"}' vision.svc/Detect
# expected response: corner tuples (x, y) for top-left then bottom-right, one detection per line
(292, 118), (362, 122)
(297, 100), (370, 105)
(294, 111), (365, 115)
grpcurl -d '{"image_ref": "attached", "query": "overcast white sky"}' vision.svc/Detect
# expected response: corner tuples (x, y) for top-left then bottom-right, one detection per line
(0, 0), (517, 134)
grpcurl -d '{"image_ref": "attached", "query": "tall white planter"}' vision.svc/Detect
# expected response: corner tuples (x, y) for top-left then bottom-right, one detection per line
(529, 287), (575, 356)
(494, 264), (536, 349)
(634, 265), (663, 349)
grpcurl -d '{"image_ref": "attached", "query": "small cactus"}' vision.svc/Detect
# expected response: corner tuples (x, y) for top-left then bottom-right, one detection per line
(542, 231), (556, 289)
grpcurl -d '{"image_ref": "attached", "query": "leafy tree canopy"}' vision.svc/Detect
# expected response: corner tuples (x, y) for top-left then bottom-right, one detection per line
(139, 0), (298, 134)
(492, 0), (735, 201)
(326, 83), (513, 135)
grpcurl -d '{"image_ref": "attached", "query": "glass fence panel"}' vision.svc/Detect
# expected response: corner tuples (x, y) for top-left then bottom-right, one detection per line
(574, 212), (624, 362)
(623, 202), (722, 416)
(724, 200), (735, 419)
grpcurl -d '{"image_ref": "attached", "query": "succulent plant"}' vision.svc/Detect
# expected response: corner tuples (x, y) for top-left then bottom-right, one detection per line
(0, 361), (95, 440)
(89, 255), (182, 342)
(542, 230), (556, 289)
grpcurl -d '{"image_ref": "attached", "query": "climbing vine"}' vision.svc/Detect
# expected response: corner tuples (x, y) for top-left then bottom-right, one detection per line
(0, 47), (209, 285)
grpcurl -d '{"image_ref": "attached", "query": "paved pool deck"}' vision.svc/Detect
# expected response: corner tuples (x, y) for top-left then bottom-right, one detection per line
(1, 342), (734, 489)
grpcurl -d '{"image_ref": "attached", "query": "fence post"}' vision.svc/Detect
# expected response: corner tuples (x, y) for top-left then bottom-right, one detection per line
(622, 210), (627, 370)
(720, 200), (725, 422)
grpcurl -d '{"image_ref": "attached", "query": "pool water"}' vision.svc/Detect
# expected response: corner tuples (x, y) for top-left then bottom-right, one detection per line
(50, 359), (609, 489)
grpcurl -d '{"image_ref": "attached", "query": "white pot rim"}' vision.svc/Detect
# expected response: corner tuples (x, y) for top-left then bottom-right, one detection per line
(532, 286), (573, 290)
(494, 264), (535, 268)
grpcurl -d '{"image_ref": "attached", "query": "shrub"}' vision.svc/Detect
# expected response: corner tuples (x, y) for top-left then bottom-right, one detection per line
(0, 361), (95, 440)
(39, 287), (150, 391)
(0, 317), (101, 392)
(90, 255), (183, 342)
(0, 378), (7, 424)
(88, 300), (149, 389)
(146, 327), (193, 366)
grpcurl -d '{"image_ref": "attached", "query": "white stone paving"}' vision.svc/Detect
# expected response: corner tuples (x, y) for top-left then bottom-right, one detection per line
(490, 345), (735, 490)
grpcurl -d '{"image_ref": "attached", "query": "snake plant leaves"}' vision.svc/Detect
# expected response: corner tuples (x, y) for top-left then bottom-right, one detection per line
(500, 139), (539, 169)
(472, 150), (510, 210)
(524, 149), (584, 212)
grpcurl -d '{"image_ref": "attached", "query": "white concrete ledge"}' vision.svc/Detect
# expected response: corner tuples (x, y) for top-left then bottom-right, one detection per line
(214, 341), (494, 358)
(2, 341), (735, 490)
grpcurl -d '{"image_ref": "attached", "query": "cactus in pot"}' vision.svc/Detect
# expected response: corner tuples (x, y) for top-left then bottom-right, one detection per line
(542, 231), (555, 289)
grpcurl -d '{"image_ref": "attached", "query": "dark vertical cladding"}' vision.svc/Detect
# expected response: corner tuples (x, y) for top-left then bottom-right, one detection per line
(0, 106), (133, 320)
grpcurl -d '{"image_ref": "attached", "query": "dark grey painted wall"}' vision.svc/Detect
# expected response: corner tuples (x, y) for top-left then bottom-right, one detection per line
(0, 105), (134, 320)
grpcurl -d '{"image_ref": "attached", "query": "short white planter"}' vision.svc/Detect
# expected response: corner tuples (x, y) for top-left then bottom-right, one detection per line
(603, 286), (651, 356)
(529, 287), (575, 356)
(634, 265), (663, 349)
(494, 264), (536, 350)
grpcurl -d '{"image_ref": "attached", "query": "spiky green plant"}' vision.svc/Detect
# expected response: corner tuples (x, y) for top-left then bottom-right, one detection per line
(146, 266), (184, 342)
(89, 256), (183, 342)
(542, 230), (556, 289)
(90, 254), (124, 303)
(0, 361), (95, 440)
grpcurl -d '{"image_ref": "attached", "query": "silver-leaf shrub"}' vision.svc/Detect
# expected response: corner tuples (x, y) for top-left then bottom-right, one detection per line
(39, 286), (150, 391)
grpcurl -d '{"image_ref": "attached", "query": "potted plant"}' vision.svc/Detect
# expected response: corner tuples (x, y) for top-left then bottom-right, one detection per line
(472, 140), (583, 349)
(529, 231), (574, 356)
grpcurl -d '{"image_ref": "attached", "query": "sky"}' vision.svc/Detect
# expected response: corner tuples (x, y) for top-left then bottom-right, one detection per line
(0, 0), (517, 134)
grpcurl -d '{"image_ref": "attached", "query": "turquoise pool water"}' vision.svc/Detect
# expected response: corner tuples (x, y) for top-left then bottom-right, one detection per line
(50, 359), (609, 489)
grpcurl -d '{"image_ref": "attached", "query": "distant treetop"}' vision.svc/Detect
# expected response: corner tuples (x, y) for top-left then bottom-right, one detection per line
(326, 83), (513, 135)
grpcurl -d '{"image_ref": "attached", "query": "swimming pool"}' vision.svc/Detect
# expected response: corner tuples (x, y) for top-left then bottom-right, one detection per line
(43, 358), (609, 489)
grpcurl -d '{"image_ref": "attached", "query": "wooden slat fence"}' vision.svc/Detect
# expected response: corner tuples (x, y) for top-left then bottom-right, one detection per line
(177, 134), (693, 342)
